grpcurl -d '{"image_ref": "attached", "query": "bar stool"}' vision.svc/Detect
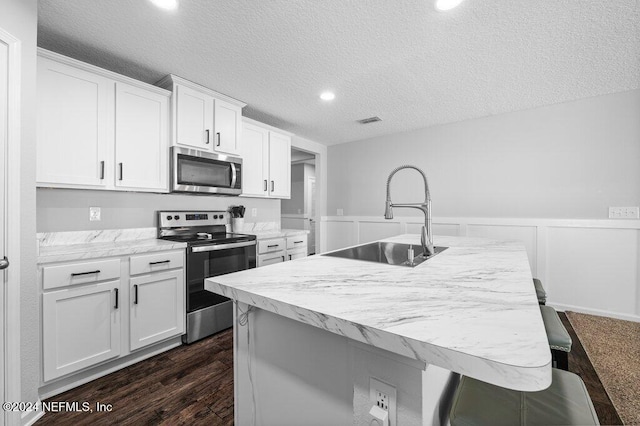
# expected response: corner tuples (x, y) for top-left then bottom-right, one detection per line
(540, 305), (572, 370)
(449, 368), (600, 425)
(533, 278), (546, 305)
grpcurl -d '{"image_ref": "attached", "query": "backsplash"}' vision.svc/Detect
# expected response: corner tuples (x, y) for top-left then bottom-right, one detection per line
(36, 188), (282, 232)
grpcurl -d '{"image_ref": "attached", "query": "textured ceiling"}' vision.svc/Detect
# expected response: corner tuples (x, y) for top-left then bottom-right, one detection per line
(37, 1), (639, 145)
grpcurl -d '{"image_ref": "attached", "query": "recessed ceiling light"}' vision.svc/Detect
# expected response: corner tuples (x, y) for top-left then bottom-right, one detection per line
(149, 0), (178, 11)
(435, 0), (464, 11)
(320, 91), (335, 101)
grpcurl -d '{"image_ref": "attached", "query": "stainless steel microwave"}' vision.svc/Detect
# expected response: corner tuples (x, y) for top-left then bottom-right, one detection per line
(171, 147), (242, 195)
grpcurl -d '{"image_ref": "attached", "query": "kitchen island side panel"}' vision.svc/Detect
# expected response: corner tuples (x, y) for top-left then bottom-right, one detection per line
(233, 303), (450, 425)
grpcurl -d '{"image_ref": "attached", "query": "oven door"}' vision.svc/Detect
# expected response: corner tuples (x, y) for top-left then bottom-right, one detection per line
(186, 240), (256, 313)
(171, 147), (242, 195)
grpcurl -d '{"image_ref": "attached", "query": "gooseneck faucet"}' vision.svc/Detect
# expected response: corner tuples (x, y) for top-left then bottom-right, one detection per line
(384, 165), (434, 257)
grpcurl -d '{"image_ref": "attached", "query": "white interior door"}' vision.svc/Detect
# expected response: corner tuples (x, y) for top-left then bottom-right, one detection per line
(0, 35), (7, 426)
(0, 27), (20, 426)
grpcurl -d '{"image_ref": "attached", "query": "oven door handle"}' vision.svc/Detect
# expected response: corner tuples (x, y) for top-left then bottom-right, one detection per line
(191, 240), (256, 253)
(230, 163), (237, 188)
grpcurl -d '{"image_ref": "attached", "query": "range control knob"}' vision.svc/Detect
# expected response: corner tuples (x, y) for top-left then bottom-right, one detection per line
(219, 214), (224, 220)
(166, 215), (172, 220)
(213, 215), (218, 219)
(174, 215), (180, 220)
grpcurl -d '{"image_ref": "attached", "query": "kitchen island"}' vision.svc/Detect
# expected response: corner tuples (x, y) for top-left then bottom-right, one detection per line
(205, 235), (551, 425)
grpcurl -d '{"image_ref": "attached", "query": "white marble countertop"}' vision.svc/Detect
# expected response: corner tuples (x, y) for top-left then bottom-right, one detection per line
(205, 235), (551, 391)
(247, 229), (310, 240)
(37, 228), (186, 264)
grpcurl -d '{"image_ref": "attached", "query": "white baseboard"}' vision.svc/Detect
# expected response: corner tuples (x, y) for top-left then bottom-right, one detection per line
(21, 405), (45, 426)
(551, 302), (640, 323)
(39, 337), (182, 400)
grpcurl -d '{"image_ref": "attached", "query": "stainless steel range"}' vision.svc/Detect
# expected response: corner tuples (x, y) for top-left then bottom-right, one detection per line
(158, 210), (256, 344)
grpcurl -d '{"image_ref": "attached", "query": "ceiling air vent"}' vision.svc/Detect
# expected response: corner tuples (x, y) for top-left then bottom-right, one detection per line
(357, 116), (382, 124)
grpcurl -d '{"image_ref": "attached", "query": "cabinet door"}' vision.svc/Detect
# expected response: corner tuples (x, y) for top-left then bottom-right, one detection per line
(268, 132), (291, 198)
(115, 82), (169, 191)
(214, 99), (242, 155)
(175, 84), (214, 151)
(130, 270), (184, 351)
(42, 280), (121, 382)
(37, 57), (111, 187)
(241, 122), (269, 197)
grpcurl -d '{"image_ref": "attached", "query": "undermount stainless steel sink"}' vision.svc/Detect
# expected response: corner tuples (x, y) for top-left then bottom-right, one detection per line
(323, 241), (447, 267)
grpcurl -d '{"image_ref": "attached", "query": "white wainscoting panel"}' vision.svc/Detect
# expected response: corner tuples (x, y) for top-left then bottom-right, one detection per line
(546, 226), (639, 318)
(407, 222), (461, 237)
(321, 216), (640, 322)
(324, 220), (357, 251)
(467, 224), (538, 273)
(359, 221), (402, 244)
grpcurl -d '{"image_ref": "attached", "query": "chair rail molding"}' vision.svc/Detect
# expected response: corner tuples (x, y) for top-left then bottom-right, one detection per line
(322, 215), (640, 323)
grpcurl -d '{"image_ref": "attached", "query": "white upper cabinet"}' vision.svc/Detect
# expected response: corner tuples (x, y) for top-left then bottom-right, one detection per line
(175, 84), (214, 150)
(268, 131), (292, 198)
(115, 82), (169, 191)
(214, 98), (242, 155)
(241, 118), (291, 199)
(157, 75), (246, 156)
(241, 122), (270, 197)
(37, 56), (111, 187)
(36, 49), (171, 192)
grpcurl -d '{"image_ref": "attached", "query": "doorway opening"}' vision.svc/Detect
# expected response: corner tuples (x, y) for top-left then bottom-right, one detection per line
(281, 148), (317, 255)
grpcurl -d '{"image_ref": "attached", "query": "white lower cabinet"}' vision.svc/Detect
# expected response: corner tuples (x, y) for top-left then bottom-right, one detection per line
(256, 234), (308, 267)
(40, 249), (185, 385)
(257, 237), (286, 267)
(130, 269), (184, 351)
(42, 279), (121, 382)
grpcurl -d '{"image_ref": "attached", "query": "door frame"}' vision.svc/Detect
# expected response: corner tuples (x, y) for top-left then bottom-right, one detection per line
(290, 137), (327, 253)
(0, 26), (21, 426)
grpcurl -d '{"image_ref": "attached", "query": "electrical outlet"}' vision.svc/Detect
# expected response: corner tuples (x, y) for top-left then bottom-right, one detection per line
(370, 377), (396, 426)
(89, 207), (101, 221)
(608, 206), (640, 219)
(251, 208), (257, 217)
(376, 390), (389, 410)
(337, 208), (344, 216)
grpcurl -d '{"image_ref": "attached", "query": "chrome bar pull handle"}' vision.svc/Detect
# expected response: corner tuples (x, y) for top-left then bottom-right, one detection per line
(100, 161), (105, 179)
(264, 180), (268, 191)
(216, 132), (221, 146)
(114, 288), (119, 309)
(205, 129), (210, 144)
(133, 284), (138, 304)
(271, 180), (274, 192)
(119, 163), (123, 181)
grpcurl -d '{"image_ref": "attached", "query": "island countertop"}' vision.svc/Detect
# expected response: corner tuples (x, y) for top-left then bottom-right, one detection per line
(205, 235), (551, 391)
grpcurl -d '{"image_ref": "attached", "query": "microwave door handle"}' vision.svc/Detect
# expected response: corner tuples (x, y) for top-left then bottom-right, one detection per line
(230, 163), (237, 188)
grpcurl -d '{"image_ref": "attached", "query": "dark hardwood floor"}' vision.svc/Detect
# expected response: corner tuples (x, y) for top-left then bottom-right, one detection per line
(36, 313), (621, 425)
(36, 330), (235, 425)
(560, 312), (623, 425)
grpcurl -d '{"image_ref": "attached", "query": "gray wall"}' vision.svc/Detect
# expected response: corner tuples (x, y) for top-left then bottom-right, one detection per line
(1, 0), (39, 407)
(37, 189), (281, 232)
(328, 90), (640, 219)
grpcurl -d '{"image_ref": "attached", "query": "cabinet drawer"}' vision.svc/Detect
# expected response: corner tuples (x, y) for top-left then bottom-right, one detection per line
(43, 258), (121, 290)
(258, 252), (286, 267)
(287, 250), (307, 261)
(286, 234), (307, 250)
(130, 250), (184, 276)
(257, 238), (286, 254)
